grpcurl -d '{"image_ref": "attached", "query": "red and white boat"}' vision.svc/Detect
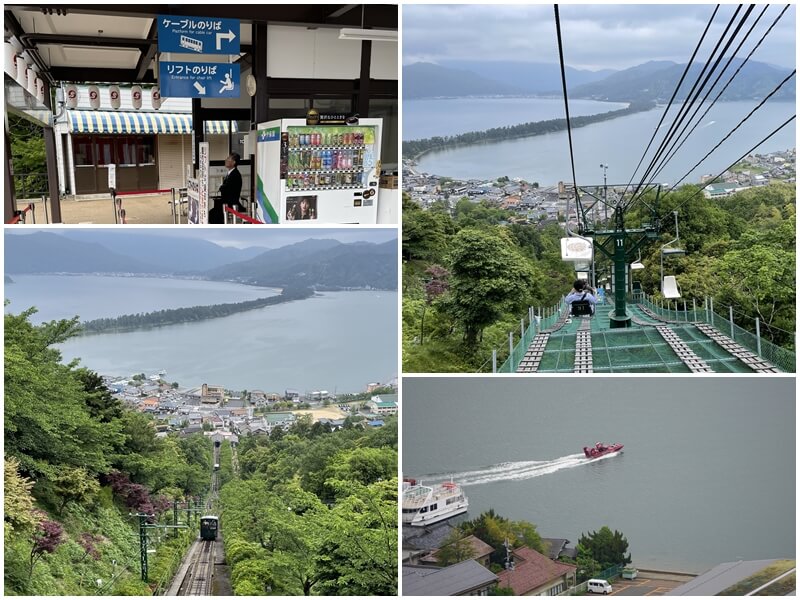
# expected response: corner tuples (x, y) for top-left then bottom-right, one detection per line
(583, 442), (624, 459)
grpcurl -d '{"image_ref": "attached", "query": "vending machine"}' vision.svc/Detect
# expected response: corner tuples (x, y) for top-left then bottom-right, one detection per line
(255, 118), (383, 224)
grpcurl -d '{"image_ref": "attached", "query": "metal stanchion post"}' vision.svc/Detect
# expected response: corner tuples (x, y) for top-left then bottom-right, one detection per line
(755, 317), (762, 357)
(729, 306), (735, 340)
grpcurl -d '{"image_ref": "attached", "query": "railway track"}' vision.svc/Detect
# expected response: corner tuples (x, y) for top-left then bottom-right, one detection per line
(169, 444), (222, 596)
(177, 539), (216, 596)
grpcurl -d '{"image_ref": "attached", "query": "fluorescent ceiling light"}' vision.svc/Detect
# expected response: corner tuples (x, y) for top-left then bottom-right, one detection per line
(339, 28), (397, 42)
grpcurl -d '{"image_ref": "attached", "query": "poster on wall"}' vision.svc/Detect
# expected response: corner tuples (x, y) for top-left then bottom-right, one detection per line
(285, 195), (317, 220)
(198, 142), (209, 224)
(187, 177), (200, 224)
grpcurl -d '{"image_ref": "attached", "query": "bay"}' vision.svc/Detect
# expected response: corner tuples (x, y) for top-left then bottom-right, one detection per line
(403, 97), (627, 139)
(5, 275), (397, 393)
(409, 99), (795, 186)
(402, 378), (796, 574)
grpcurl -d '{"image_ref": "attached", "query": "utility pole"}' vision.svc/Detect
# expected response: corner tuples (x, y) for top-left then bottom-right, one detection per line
(582, 184), (662, 328)
(600, 163), (609, 223)
(132, 512), (153, 582)
(503, 537), (515, 591)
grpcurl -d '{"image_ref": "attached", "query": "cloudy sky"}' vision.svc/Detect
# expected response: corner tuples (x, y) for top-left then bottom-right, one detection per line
(7, 227), (398, 249)
(403, 4), (796, 71)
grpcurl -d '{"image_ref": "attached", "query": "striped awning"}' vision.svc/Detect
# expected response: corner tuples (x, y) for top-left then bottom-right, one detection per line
(68, 111), (239, 135)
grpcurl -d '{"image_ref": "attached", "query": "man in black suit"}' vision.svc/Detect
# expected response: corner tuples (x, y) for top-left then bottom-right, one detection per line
(209, 153), (243, 223)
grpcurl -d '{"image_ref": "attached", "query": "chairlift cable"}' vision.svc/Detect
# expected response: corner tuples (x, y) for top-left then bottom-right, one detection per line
(553, 4), (580, 208)
(627, 5), (755, 209)
(660, 113), (795, 218)
(628, 4), (751, 205)
(643, 4), (774, 188)
(661, 70), (795, 196)
(621, 4), (721, 200)
(646, 5), (789, 186)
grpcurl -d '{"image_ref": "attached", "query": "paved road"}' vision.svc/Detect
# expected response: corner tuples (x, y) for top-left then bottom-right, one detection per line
(609, 577), (682, 596)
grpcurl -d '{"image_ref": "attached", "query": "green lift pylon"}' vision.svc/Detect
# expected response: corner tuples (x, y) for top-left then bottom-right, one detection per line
(577, 184), (661, 328)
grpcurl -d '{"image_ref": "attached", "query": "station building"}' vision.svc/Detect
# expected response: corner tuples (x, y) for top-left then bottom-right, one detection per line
(5, 5), (398, 222)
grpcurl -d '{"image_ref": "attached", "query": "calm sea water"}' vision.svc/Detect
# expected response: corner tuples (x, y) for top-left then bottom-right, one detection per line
(408, 99), (795, 186)
(403, 97), (627, 139)
(5, 275), (397, 393)
(403, 378), (796, 573)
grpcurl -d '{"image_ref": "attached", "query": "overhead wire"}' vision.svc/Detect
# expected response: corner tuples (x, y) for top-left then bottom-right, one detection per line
(662, 69), (795, 195)
(659, 114), (795, 217)
(644, 4), (774, 187)
(553, 4), (580, 206)
(626, 4), (756, 208)
(625, 4), (743, 204)
(621, 4), (720, 200)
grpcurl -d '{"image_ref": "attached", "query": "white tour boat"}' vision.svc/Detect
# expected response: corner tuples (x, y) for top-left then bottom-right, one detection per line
(402, 478), (469, 527)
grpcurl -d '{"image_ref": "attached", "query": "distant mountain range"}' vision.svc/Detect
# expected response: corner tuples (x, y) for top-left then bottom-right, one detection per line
(58, 231), (266, 272)
(404, 59), (795, 102)
(5, 232), (160, 274)
(569, 59), (795, 102)
(203, 238), (398, 290)
(403, 62), (525, 98)
(439, 60), (615, 94)
(4, 233), (398, 290)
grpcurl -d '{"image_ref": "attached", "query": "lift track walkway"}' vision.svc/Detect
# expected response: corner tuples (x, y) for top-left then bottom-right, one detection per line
(516, 302), (779, 373)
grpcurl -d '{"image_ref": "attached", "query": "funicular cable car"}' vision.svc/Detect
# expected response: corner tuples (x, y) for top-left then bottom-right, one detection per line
(200, 515), (219, 541)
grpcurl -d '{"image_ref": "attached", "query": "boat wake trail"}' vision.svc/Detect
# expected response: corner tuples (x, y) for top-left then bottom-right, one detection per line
(424, 453), (617, 487)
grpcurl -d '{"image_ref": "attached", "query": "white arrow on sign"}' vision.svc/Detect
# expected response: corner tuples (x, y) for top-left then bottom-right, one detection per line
(193, 82), (207, 95)
(216, 29), (236, 50)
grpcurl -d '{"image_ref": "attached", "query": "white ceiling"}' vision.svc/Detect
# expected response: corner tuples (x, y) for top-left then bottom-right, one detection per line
(11, 10), (153, 39)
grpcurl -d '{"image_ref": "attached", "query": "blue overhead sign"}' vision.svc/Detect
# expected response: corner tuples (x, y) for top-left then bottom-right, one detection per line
(157, 15), (240, 55)
(159, 62), (240, 98)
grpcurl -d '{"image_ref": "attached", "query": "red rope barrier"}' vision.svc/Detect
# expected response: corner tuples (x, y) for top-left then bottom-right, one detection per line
(113, 189), (173, 197)
(6, 203), (34, 224)
(224, 205), (263, 224)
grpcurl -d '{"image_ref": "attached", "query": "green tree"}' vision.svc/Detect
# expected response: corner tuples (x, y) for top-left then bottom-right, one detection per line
(448, 228), (537, 346)
(437, 528), (477, 566)
(4, 456), (38, 542)
(403, 208), (449, 263)
(50, 467), (100, 515)
(4, 310), (122, 483)
(578, 526), (631, 570)
(460, 509), (544, 567)
(575, 544), (602, 582)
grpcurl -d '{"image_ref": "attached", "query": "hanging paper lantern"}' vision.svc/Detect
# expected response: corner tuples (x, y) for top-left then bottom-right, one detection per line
(64, 84), (78, 109)
(151, 87), (162, 110)
(131, 85), (143, 110)
(109, 85), (121, 110)
(88, 84), (101, 110)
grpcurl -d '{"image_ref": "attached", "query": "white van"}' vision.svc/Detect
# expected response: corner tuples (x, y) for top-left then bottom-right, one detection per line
(587, 579), (613, 594)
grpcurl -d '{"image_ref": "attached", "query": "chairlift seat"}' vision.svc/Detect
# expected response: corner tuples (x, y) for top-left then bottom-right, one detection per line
(662, 275), (681, 299)
(570, 300), (594, 317)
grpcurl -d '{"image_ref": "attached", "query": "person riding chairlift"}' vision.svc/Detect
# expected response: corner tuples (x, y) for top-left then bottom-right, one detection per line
(566, 279), (598, 316)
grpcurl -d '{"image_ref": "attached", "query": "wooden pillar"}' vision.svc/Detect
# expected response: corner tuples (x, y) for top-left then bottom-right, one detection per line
(358, 40), (372, 116)
(4, 120), (16, 222)
(253, 22), (269, 124)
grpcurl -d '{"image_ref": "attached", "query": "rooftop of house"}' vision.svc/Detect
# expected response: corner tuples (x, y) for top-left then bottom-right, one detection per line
(265, 412), (296, 423)
(424, 534), (495, 564)
(403, 522), (457, 551)
(373, 393), (398, 404)
(497, 546), (576, 595)
(667, 559), (790, 596)
(541, 538), (576, 561)
(403, 560), (499, 596)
